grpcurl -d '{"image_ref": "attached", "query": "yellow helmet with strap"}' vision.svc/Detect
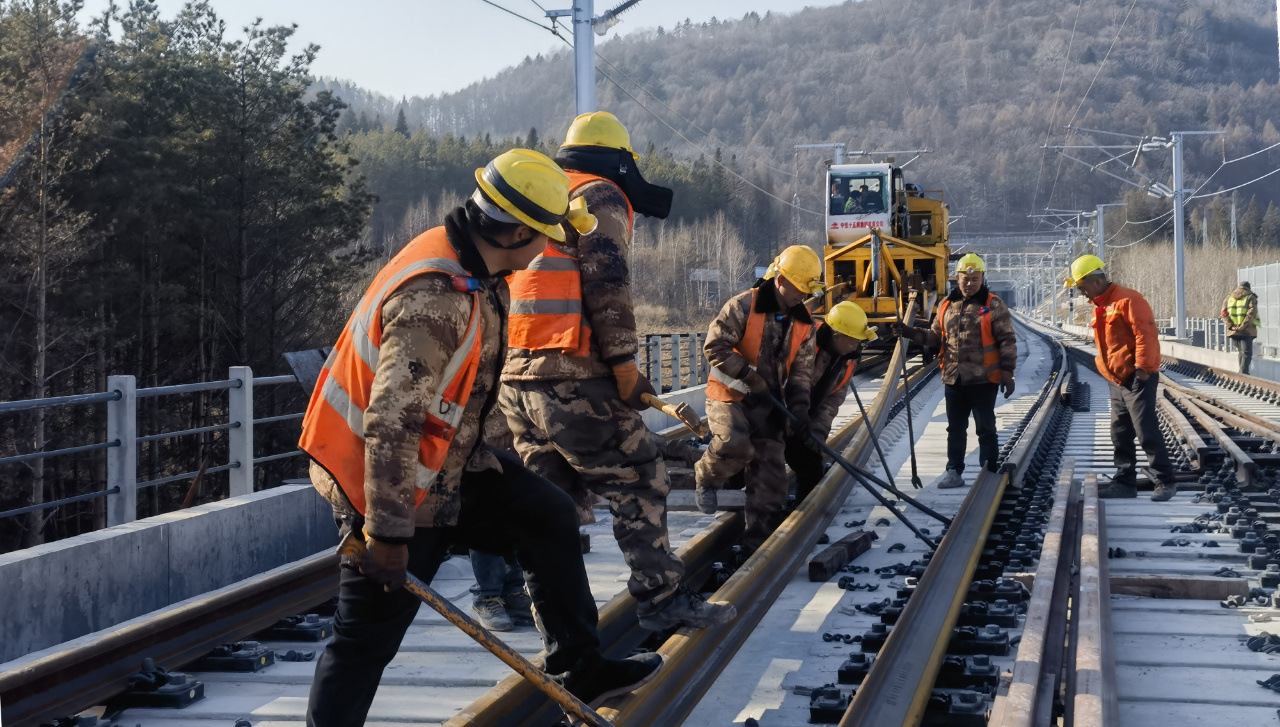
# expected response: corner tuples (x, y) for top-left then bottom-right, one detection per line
(562, 111), (638, 160)
(1064, 254), (1105, 287)
(473, 149), (597, 242)
(827, 301), (878, 341)
(766, 245), (825, 294)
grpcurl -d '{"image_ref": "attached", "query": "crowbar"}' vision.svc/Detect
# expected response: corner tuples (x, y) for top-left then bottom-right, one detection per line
(641, 392), (708, 437)
(336, 533), (616, 727)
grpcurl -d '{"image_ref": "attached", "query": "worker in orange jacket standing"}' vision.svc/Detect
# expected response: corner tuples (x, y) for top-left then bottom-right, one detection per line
(1067, 255), (1176, 501)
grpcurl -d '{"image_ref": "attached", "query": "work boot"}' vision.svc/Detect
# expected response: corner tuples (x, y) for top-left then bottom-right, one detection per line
(636, 585), (738, 631)
(471, 596), (514, 632)
(561, 650), (665, 709)
(694, 481), (718, 515)
(502, 589), (535, 626)
(936, 469), (965, 489)
(1097, 483), (1138, 499)
(1150, 483), (1176, 502)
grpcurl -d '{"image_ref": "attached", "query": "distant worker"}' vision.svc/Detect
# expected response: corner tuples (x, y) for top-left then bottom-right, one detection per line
(299, 150), (662, 725)
(830, 181), (848, 215)
(1066, 255), (1177, 501)
(1221, 281), (1260, 375)
(499, 112), (735, 632)
(695, 245), (821, 551)
(844, 184), (872, 214)
(895, 253), (1016, 488)
(786, 301), (877, 503)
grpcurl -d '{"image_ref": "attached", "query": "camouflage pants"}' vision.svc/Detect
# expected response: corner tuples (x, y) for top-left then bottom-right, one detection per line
(695, 398), (788, 550)
(499, 377), (685, 603)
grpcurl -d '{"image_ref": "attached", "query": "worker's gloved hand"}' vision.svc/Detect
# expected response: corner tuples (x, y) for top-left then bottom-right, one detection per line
(1000, 371), (1015, 399)
(361, 533), (409, 592)
(891, 322), (923, 343)
(744, 369), (769, 395)
(613, 360), (656, 410)
(788, 408), (811, 438)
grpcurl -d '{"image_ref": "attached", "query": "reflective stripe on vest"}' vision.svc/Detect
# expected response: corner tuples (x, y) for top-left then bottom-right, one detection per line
(938, 292), (1003, 385)
(1227, 296), (1259, 327)
(298, 226), (483, 516)
(505, 173), (629, 357)
(707, 288), (813, 402)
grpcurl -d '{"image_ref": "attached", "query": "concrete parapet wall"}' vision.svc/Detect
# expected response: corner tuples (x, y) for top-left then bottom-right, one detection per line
(0, 485), (337, 664)
(641, 385), (708, 434)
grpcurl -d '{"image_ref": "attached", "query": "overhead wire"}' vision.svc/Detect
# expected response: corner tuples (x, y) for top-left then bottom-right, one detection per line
(477, 0), (560, 32)
(524, 0), (821, 216)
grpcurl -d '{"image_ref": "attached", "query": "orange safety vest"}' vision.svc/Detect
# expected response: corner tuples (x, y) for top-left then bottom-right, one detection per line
(937, 292), (1002, 385)
(298, 227), (483, 516)
(507, 172), (634, 357)
(707, 288), (813, 402)
(834, 359), (857, 392)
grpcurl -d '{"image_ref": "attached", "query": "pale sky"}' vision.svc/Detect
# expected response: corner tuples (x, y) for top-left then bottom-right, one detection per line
(79, 1), (843, 99)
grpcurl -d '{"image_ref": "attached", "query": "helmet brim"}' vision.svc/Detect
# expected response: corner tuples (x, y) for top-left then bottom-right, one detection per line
(474, 168), (566, 242)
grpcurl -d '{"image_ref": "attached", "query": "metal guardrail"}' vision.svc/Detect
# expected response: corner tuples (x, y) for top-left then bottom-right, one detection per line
(0, 368), (306, 528)
(640, 333), (709, 391)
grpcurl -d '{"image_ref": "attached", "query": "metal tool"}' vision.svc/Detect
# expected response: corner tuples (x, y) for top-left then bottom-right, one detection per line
(641, 392), (708, 437)
(769, 395), (939, 550)
(891, 281), (925, 490)
(336, 533), (616, 727)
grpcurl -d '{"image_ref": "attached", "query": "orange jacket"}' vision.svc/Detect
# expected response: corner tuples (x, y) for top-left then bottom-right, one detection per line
(1089, 283), (1161, 386)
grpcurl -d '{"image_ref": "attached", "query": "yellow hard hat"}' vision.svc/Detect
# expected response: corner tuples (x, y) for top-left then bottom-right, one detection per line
(474, 149), (597, 242)
(766, 245), (825, 294)
(956, 253), (986, 274)
(561, 111), (638, 160)
(1064, 254), (1105, 287)
(827, 301), (878, 341)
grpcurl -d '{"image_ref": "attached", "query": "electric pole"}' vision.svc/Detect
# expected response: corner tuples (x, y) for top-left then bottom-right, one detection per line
(1095, 203), (1126, 265)
(1231, 192), (1238, 249)
(1171, 130), (1225, 340)
(546, 0), (643, 115)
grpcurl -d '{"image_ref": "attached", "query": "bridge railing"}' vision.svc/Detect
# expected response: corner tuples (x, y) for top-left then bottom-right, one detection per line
(0, 366), (306, 529)
(640, 333), (710, 392)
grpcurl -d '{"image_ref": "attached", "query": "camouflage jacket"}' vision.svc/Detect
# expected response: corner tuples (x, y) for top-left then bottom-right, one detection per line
(311, 210), (508, 539)
(705, 278), (817, 414)
(921, 285), (1017, 386)
(809, 326), (860, 438)
(503, 179), (638, 382)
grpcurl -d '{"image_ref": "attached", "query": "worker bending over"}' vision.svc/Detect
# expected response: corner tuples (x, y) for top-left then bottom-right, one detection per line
(786, 301), (877, 503)
(299, 150), (661, 726)
(1067, 255), (1177, 501)
(896, 253), (1016, 488)
(695, 245), (821, 551)
(500, 112), (734, 632)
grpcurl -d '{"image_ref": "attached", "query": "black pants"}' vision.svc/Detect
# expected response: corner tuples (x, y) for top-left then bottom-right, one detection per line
(306, 450), (600, 727)
(944, 383), (999, 474)
(1233, 336), (1254, 375)
(1108, 374), (1175, 486)
(785, 434), (826, 504)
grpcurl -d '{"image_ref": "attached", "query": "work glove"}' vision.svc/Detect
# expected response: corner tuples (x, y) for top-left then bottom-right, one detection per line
(361, 533), (409, 592)
(787, 408), (812, 439)
(613, 360), (657, 410)
(1000, 371), (1015, 399)
(743, 369), (769, 396)
(891, 322), (923, 343)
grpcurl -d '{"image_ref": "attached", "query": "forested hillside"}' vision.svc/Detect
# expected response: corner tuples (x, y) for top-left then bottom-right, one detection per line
(317, 0), (1280, 242)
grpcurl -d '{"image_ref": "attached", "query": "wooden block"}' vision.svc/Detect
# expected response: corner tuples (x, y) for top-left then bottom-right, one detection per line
(1109, 574), (1250, 600)
(808, 531), (875, 582)
(283, 347), (333, 397)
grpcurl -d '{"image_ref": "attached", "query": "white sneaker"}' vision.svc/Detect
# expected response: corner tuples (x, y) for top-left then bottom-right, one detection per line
(936, 469), (966, 489)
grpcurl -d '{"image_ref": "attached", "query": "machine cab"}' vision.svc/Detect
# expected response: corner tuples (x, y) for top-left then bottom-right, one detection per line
(827, 164), (894, 245)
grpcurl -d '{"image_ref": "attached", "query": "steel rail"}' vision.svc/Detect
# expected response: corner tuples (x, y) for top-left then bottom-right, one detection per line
(455, 300), (929, 727)
(840, 331), (1066, 727)
(0, 552), (339, 727)
(597, 298), (928, 726)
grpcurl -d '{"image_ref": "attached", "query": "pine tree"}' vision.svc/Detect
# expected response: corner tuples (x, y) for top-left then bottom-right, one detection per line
(394, 106), (410, 137)
(526, 126), (539, 149)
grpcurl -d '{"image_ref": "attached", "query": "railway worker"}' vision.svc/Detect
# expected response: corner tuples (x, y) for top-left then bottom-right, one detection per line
(499, 112), (735, 632)
(785, 301), (877, 504)
(1066, 255), (1177, 501)
(894, 253), (1017, 488)
(1221, 281), (1260, 375)
(694, 245), (821, 551)
(299, 149), (663, 726)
